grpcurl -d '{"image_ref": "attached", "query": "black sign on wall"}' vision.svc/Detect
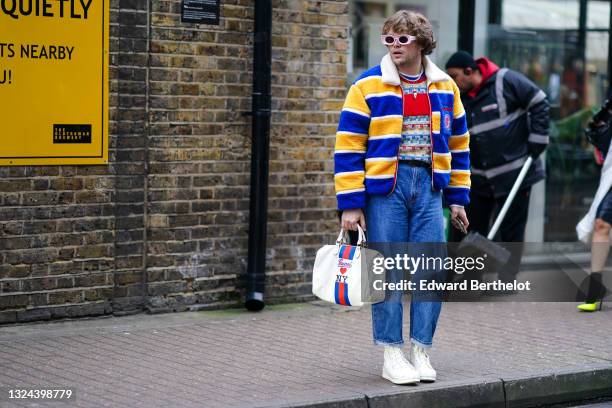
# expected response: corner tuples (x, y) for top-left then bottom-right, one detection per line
(181, 0), (220, 24)
(53, 124), (93, 144)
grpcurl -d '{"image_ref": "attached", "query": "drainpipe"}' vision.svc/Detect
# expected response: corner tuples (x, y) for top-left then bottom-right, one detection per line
(245, 0), (272, 311)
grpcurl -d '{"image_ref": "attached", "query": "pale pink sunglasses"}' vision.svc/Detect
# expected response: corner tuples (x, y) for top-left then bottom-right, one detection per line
(380, 34), (417, 46)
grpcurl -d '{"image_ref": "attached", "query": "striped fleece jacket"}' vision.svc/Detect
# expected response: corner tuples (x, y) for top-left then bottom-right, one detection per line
(334, 54), (471, 210)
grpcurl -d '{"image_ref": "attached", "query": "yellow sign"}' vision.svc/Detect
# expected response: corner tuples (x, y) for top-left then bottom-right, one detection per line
(0, 0), (109, 165)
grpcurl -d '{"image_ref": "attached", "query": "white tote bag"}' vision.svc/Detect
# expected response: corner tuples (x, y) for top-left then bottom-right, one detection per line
(312, 225), (384, 307)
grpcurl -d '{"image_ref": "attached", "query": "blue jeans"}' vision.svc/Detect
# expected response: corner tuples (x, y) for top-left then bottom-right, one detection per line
(365, 163), (445, 349)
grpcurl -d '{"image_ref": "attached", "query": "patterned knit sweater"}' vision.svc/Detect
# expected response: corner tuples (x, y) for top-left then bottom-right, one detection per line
(399, 70), (431, 163)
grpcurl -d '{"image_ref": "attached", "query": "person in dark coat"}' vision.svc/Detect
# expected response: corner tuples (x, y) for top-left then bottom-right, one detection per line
(445, 51), (550, 284)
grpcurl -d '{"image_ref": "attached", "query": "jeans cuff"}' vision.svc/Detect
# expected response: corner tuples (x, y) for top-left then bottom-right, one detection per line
(373, 339), (404, 347)
(410, 337), (432, 349)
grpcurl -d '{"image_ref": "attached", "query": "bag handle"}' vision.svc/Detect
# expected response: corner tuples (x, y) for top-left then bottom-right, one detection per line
(335, 224), (366, 246)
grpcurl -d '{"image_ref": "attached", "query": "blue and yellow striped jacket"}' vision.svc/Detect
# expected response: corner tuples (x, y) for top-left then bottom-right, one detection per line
(334, 54), (471, 210)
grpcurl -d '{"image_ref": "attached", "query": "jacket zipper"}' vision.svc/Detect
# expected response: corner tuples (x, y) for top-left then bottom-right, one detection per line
(426, 81), (434, 190)
(386, 83), (403, 197)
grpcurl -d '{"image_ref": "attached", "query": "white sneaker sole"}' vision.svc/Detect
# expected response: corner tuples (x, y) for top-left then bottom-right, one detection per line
(382, 368), (420, 385)
(419, 375), (436, 382)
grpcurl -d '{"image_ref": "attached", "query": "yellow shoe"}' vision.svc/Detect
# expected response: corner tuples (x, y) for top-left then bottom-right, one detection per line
(577, 302), (602, 312)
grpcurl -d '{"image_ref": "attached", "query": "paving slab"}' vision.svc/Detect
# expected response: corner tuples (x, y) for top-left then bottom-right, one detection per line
(0, 301), (611, 407)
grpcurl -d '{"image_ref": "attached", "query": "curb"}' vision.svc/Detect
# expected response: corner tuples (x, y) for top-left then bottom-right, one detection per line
(266, 366), (612, 408)
(366, 377), (505, 408)
(261, 395), (368, 408)
(504, 365), (612, 408)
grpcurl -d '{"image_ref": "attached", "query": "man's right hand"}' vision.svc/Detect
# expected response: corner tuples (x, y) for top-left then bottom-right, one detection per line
(341, 208), (366, 231)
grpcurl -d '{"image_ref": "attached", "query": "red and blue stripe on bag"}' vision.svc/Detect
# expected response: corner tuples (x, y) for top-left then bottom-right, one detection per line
(335, 245), (356, 306)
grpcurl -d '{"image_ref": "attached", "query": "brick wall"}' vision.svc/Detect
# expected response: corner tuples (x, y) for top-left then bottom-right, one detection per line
(0, 0), (348, 323)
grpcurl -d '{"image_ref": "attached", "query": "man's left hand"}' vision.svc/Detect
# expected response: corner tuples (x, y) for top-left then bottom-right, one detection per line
(450, 206), (469, 232)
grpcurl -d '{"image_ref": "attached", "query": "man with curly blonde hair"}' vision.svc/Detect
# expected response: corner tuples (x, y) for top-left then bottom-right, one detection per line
(335, 10), (470, 384)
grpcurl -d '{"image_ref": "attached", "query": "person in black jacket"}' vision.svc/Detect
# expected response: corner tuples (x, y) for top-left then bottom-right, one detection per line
(576, 98), (612, 311)
(445, 51), (550, 284)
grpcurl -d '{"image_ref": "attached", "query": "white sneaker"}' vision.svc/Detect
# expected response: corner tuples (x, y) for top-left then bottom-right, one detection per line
(381, 346), (420, 384)
(408, 342), (436, 382)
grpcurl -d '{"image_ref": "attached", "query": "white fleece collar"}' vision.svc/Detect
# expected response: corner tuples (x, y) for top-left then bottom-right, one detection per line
(381, 53), (451, 85)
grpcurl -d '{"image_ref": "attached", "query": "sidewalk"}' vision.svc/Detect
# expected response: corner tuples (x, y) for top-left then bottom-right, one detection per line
(0, 300), (611, 408)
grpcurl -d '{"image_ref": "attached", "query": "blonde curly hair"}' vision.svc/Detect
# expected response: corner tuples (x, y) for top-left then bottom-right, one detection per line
(382, 10), (437, 55)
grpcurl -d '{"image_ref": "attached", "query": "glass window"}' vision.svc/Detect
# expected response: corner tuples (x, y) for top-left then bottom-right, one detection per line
(348, 1), (459, 83)
(586, 31), (609, 105)
(348, 2), (388, 82)
(587, 0), (610, 29)
(484, 0), (610, 241)
(502, 0), (579, 30)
